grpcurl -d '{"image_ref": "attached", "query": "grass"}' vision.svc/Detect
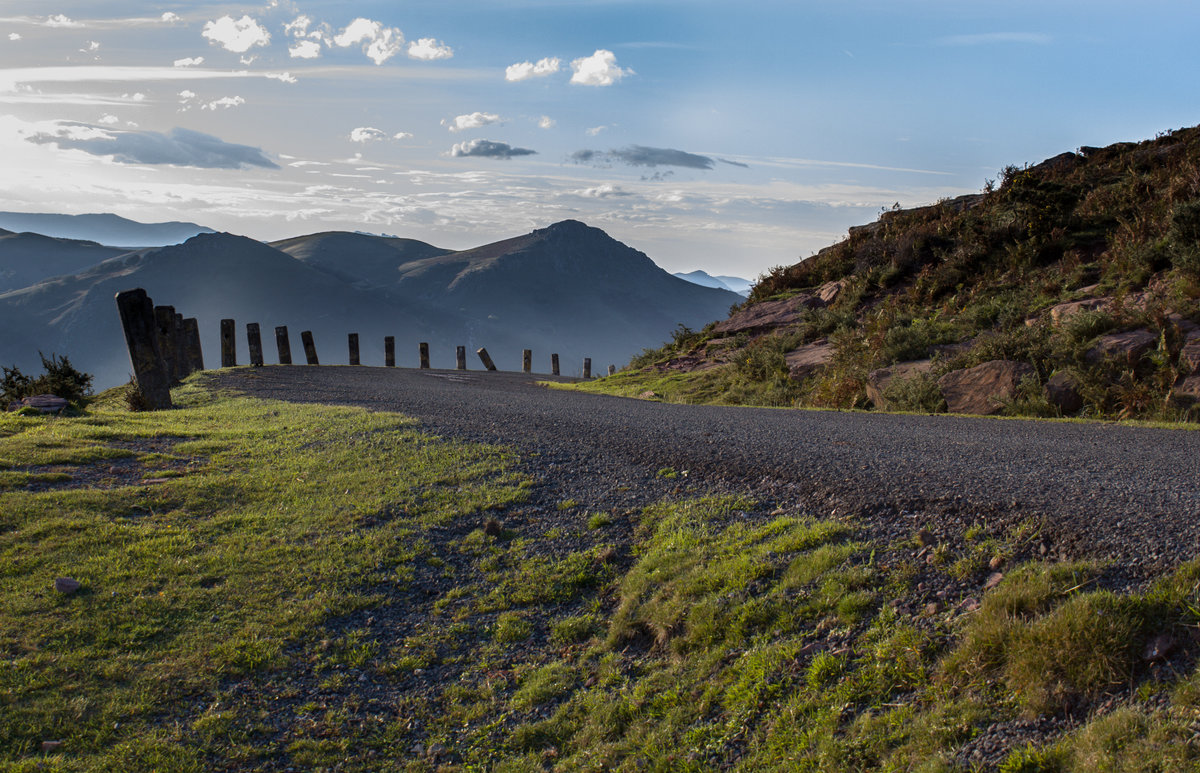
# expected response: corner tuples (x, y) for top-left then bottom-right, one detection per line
(5, 377), (1200, 770)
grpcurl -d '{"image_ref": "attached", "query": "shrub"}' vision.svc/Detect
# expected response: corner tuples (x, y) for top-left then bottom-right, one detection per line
(881, 372), (946, 413)
(1, 353), (93, 405)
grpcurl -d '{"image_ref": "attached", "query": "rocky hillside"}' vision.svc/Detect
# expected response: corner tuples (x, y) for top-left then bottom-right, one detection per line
(621, 126), (1200, 421)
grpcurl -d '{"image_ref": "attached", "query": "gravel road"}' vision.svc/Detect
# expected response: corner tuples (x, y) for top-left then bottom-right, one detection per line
(212, 365), (1200, 578)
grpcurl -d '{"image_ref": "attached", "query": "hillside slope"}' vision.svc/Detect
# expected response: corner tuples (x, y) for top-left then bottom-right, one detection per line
(610, 126), (1200, 421)
(0, 211), (214, 247)
(0, 230), (128, 294)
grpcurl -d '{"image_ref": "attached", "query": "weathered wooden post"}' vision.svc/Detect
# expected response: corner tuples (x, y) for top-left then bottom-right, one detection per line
(220, 319), (236, 367)
(522, 349), (532, 374)
(173, 313), (188, 379)
(476, 347), (497, 371)
(275, 326), (292, 364)
(115, 289), (172, 409)
(608, 365), (616, 376)
(154, 306), (178, 382)
(456, 346), (467, 370)
(301, 331), (319, 365)
(182, 318), (204, 372)
(348, 333), (360, 366)
(418, 342), (430, 369)
(551, 353), (560, 376)
(385, 336), (395, 367)
(246, 323), (264, 366)
(583, 358), (592, 379)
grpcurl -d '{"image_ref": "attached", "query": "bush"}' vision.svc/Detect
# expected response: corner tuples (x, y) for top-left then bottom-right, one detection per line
(1, 353), (92, 406)
(881, 372), (946, 413)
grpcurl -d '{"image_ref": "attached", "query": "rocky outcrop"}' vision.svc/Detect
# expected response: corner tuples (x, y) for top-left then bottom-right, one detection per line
(1048, 297), (1109, 325)
(937, 360), (1035, 415)
(817, 280), (845, 305)
(1043, 372), (1083, 415)
(713, 294), (823, 335)
(785, 340), (834, 380)
(1086, 329), (1158, 366)
(865, 360), (933, 409)
(1170, 375), (1200, 408)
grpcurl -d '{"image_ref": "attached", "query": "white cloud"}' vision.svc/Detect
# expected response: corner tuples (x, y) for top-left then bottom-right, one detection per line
(44, 14), (80, 28)
(289, 40), (320, 58)
(408, 38), (452, 61)
(8, 33), (20, 41)
(178, 89), (196, 100)
(443, 111), (501, 132)
(202, 95), (245, 110)
(161, 12), (180, 23)
(202, 15), (271, 54)
(98, 113), (119, 125)
(82, 41), (100, 52)
(538, 116), (556, 129)
(283, 15), (311, 37)
(239, 55), (257, 65)
(265, 72), (297, 84)
(173, 56), (204, 67)
(579, 183), (631, 198)
(586, 125), (608, 136)
(393, 131), (413, 140)
(350, 126), (387, 142)
(569, 49), (632, 86)
(505, 57), (560, 82)
(333, 18), (403, 65)
(124, 92), (146, 101)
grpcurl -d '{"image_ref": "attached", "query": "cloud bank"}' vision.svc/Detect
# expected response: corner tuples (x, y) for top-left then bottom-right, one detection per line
(569, 50), (631, 86)
(572, 145), (716, 170)
(202, 15), (271, 54)
(506, 57), (560, 82)
(444, 111), (501, 132)
(28, 123), (278, 169)
(450, 139), (536, 159)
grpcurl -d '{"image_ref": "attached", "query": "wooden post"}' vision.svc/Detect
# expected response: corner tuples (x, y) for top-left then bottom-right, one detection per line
(384, 336), (395, 367)
(220, 318), (236, 367)
(348, 333), (360, 366)
(608, 365), (616, 376)
(115, 289), (172, 409)
(583, 358), (592, 379)
(301, 330), (319, 365)
(476, 347), (497, 371)
(182, 318), (204, 372)
(154, 306), (178, 382)
(456, 346), (467, 370)
(522, 349), (532, 374)
(551, 353), (560, 376)
(275, 326), (292, 365)
(246, 323), (264, 366)
(418, 342), (430, 369)
(173, 313), (188, 379)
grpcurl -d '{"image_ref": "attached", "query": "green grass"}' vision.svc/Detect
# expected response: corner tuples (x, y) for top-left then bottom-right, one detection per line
(5, 376), (1200, 771)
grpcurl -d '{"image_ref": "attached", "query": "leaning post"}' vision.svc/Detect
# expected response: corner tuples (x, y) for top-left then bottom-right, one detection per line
(476, 348), (497, 371)
(115, 289), (172, 409)
(348, 333), (360, 366)
(246, 323), (264, 366)
(418, 342), (431, 369)
(551, 353), (560, 376)
(182, 318), (204, 372)
(583, 358), (592, 379)
(522, 349), (532, 374)
(154, 306), (178, 382)
(173, 312), (188, 380)
(275, 326), (292, 364)
(220, 319), (236, 367)
(385, 336), (395, 367)
(301, 331), (319, 365)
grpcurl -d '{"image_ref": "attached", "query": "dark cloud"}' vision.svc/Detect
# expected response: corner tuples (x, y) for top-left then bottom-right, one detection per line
(572, 144), (716, 171)
(450, 139), (537, 159)
(28, 124), (278, 169)
(718, 157), (750, 169)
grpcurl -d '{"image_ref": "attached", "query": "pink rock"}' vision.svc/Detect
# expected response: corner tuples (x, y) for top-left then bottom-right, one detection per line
(865, 360), (933, 409)
(1086, 328), (1158, 366)
(937, 360), (1035, 415)
(1171, 374), (1200, 407)
(1179, 338), (1200, 374)
(817, 280), (845, 305)
(712, 294), (823, 335)
(1048, 297), (1109, 325)
(784, 339), (834, 380)
(983, 572), (1004, 591)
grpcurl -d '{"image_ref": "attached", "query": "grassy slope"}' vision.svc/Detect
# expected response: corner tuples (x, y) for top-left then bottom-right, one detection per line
(2, 380), (1200, 771)
(592, 127), (1200, 421)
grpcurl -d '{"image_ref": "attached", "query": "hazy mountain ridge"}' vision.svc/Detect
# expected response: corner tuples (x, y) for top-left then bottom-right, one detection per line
(673, 269), (753, 296)
(0, 212), (215, 248)
(0, 221), (741, 391)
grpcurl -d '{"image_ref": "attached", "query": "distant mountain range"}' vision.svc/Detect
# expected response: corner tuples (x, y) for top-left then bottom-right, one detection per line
(673, 270), (753, 296)
(0, 212), (214, 248)
(0, 220), (741, 391)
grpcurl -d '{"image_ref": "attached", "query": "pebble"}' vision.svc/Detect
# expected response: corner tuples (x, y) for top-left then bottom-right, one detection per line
(54, 577), (81, 594)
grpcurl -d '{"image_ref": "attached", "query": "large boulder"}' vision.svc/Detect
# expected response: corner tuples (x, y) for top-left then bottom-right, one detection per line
(816, 280), (846, 305)
(1180, 339), (1200, 374)
(1170, 374), (1200, 408)
(937, 360), (1035, 415)
(1043, 372), (1083, 415)
(1048, 297), (1109, 325)
(865, 359), (933, 409)
(713, 294), (823, 335)
(785, 339), (834, 380)
(1086, 328), (1158, 366)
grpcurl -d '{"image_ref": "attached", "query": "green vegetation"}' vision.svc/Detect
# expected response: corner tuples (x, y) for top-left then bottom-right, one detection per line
(4, 378), (1200, 770)
(1, 352), (93, 406)
(583, 129), (1200, 421)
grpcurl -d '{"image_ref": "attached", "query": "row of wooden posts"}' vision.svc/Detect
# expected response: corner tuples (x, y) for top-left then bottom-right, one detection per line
(116, 288), (615, 411)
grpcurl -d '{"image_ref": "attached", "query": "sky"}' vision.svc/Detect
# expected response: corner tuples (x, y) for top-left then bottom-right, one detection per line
(2, 1), (1200, 278)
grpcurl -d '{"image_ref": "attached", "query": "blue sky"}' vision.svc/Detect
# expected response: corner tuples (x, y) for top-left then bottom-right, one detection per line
(2, 1), (1199, 276)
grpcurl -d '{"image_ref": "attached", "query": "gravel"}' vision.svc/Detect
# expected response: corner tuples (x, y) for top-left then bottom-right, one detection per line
(213, 365), (1200, 581)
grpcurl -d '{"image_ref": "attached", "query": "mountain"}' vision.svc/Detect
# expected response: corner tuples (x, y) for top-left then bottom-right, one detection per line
(0, 230), (129, 294)
(0, 221), (742, 391)
(673, 269), (752, 296)
(0, 212), (214, 248)
(611, 126), (1200, 420)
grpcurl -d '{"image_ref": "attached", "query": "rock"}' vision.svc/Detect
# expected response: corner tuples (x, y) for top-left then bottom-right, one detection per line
(988, 555), (1005, 571)
(816, 280), (846, 305)
(937, 360), (1035, 416)
(1043, 372), (1083, 415)
(1086, 328), (1158, 366)
(8, 394), (70, 414)
(923, 602), (943, 616)
(915, 529), (936, 547)
(637, 390), (660, 400)
(483, 518), (502, 537)
(865, 360), (933, 409)
(983, 572), (1004, 591)
(784, 339), (834, 380)
(1170, 374), (1200, 407)
(1142, 633), (1175, 662)
(1179, 337), (1200, 374)
(1048, 298), (1109, 325)
(54, 577), (81, 594)
(41, 740), (64, 752)
(712, 294), (823, 335)
(960, 598), (981, 612)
